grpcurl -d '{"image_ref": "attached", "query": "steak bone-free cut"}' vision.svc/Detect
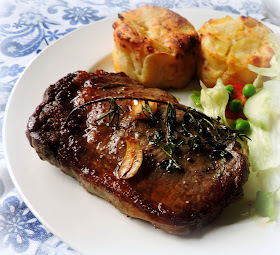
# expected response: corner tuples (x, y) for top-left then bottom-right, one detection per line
(26, 70), (249, 234)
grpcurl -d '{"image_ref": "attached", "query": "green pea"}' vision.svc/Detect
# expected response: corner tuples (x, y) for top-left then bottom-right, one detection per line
(225, 85), (235, 94)
(230, 99), (242, 113)
(242, 84), (256, 98)
(235, 119), (250, 133)
(235, 118), (244, 125)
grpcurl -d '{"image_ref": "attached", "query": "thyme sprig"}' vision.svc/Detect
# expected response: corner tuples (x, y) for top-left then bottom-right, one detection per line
(166, 102), (177, 141)
(140, 100), (157, 121)
(66, 97), (187, 124)
(66, 97), (124, 130)
(66, 96), (249, 142)
(65, 96), (249, 171)
(139, 131), (182, 173)
(94, 97), (124, 130)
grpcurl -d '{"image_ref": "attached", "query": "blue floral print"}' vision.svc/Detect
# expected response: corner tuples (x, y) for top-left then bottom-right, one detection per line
(35, 236), (78, 255)
(62, 6), (103, 25)
(0, 12), (59, 57)
(0, 196), (48, 252)
(19, 12), (47, 26)
(214, 5), (240, 14)
(45, 29), (62, 41)
(0, 64), (25, 78)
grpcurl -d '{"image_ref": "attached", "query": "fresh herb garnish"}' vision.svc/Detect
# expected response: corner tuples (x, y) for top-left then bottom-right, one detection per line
(140, 130), (182, 172)
(66, 97), (124, 130)
(66, 96), (249, 171)
(159, 159), (180, 173)
(140, 100), (157, 121)
(94, 97), (124, 130)
(166, 102), (177, 140)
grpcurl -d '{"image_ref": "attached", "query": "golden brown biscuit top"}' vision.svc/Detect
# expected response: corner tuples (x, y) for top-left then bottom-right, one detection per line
(197, 16), (275, 86)
(199, 16), (272, 40)
(113, 5), (199, 57)
(199, 16), (274, 64)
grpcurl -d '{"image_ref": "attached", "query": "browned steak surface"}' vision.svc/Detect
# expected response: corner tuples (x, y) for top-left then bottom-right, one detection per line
(26, 70), (249, 234)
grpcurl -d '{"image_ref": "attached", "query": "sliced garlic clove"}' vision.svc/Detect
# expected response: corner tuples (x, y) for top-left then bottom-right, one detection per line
(131, 99), (157, 119)
(119, 138), (143, 179)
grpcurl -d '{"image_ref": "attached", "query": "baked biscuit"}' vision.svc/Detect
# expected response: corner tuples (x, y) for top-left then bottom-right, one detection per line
(198, 16), (274, 87)
(112, 5), (199, 89)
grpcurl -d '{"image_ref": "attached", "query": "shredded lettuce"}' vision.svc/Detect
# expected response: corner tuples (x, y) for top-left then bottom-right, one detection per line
(247, 122), (280, 172)
(244, 54), (280, 173)
(264, 80), (280, 112)
(248, 34), (280, 81)
(245, 34), (280, 220)
(244, 85), (280, 174)
(243, 88), (276, 131)
(257, 167), (280, 193)
(199, 78), (229, 125)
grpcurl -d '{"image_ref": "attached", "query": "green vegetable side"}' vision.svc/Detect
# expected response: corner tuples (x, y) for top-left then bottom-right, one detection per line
(190, 34), (280, 222)
(229, 99), (242, 113)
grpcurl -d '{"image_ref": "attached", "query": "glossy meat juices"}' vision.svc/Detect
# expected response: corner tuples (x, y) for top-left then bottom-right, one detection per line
(26, 70), (249, 234)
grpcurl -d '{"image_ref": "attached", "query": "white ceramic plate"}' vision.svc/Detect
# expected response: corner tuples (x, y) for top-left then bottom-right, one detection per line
(4, 9), (280, 255)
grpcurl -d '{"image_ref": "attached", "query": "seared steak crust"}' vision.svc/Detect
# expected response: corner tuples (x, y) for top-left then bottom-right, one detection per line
(26, 70), (249, 234)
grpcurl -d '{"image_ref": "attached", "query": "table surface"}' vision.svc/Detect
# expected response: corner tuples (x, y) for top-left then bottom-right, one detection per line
(0, 0), (275, 254)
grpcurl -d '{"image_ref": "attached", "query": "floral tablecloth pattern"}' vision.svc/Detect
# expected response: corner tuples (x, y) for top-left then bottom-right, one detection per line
(0, 0), (268, 254)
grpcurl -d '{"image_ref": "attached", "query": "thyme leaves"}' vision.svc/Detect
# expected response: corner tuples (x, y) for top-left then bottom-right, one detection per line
(139, 130), (181, 173)
(140, 100), (157, 121)
(166, 102), (177, 141)
(65, 97), (124, 130)
(94, 98), (124, 130)
(65, 96), (249, 172)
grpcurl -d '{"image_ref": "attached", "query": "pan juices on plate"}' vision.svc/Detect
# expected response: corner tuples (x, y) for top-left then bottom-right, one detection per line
(112, 5), (199, 89)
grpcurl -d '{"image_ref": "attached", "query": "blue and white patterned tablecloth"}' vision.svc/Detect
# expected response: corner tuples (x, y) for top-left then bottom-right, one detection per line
(0, 0), (270, 254)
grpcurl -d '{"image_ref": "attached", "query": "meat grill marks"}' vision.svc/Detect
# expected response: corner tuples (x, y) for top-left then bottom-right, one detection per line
(26, 70), (249, 234)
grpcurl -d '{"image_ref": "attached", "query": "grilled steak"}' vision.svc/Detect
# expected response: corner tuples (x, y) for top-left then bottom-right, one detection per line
(26, 70), (249, 234)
